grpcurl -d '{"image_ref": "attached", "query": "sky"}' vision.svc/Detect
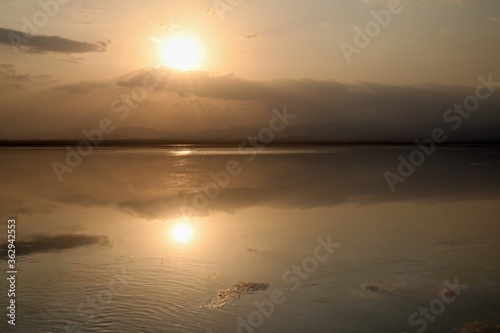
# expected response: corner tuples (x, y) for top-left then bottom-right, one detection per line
(0, 0), (499, 142)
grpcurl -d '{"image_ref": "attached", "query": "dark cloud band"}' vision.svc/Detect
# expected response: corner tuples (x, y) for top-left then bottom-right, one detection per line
(0, 27), (108, 54)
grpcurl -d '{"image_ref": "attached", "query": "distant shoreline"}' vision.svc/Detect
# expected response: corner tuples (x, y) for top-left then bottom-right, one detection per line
(1, 140), (499, 148)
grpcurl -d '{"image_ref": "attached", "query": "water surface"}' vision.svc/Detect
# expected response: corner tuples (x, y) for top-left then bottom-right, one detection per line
(1, 147), (499, 332)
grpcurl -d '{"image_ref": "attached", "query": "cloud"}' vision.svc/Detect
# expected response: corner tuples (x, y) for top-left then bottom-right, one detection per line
(0, 63), (52, 89)
(55, 81), (109, 94)
(487, 16), (500, 24)
(0, 63), (21, 78)
(155, 19), (180, 30)
(0, 234), (110, 257)
(0, 27), (109, 54)
(0, 68), (499, 143)
(197, 5), (217, 16)
(65, 3), (103, 26)
(116, 69), (270, 100)
(112, 69), (500, 142)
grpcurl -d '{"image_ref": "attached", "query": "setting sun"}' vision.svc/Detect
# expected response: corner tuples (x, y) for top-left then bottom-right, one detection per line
(171, 221), (194, 243)
(160, 34), (203, 71)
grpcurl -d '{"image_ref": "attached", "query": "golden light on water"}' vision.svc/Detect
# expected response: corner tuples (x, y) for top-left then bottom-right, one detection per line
(173, 149), (192, 156)
(171, 221), (194, 243)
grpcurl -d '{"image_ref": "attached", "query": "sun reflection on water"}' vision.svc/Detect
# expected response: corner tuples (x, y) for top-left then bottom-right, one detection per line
(170, 221), (194, 244)
(173, 149), (192, 156)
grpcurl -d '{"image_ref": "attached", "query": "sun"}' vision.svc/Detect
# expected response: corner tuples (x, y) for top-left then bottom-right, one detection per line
(160, 34), (203, 71)
(171, 221), (194, 244)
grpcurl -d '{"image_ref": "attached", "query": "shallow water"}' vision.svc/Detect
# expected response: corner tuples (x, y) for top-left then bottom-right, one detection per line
(0, 146), (499, 332)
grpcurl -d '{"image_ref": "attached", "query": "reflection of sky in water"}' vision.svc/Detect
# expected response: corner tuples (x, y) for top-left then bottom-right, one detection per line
(0, 147), (499, 332)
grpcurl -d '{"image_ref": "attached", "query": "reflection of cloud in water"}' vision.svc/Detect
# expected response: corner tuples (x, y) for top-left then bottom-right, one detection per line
(117, 148), (500, 219)
(1, 234), (110, 257)
(1, 148), (500, 219)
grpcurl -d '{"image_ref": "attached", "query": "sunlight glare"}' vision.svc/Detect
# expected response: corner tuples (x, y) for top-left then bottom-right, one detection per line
(171, 221), (194, 243)
(160, 34), (203, 71)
